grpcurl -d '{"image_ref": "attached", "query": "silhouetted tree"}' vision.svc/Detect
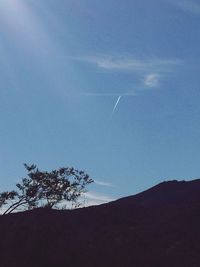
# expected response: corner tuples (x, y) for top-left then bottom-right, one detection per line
(0, 164), (93, 215)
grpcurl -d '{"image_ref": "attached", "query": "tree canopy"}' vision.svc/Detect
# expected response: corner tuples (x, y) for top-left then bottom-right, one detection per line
(0, 164), (93, 215)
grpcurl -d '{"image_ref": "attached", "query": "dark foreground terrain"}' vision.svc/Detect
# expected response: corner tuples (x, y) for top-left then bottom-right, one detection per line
(1, 179), (200, 267)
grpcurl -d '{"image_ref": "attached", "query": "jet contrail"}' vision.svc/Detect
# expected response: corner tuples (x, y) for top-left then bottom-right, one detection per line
(79, 92), (136, 116)
(80, 92), (136, 97)
(112, 95), (122, 114)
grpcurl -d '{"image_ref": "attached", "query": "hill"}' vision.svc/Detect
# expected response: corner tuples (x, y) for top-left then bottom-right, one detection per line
(0, 179), (200, 267)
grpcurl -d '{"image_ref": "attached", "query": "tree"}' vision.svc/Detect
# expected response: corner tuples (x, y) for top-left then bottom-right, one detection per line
(0, 164), (93, 215)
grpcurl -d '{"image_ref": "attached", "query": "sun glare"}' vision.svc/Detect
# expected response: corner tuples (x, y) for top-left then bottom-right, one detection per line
(0, 0), (52, 54)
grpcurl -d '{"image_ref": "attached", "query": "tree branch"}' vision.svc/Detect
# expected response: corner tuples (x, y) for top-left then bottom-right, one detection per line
(3, 197), (26, 215)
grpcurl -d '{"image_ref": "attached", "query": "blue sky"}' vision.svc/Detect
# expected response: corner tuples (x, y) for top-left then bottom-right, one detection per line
(1, 0), (200, 205)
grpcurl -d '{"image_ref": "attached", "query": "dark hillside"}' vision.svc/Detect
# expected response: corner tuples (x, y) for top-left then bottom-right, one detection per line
(113, 179), (200, 206)
(1, 179), (200, 267)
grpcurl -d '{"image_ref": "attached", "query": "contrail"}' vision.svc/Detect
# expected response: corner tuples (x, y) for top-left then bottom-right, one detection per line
(112, 95), (122, 114)
(79, 92), (136, 117)
(80, 92), (136, 97)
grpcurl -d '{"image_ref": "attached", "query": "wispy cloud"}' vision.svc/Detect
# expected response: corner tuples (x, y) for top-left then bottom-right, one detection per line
(144, 73), (160, 88)
(78, 55), (181, 88)
(94, 180), (113, 187)
(84, 56), (148, 71)
(80, 92), (136, 97)
(83, 192), (115, 206)
(167, 0), (200, 14)
(80, 55), (180, 72)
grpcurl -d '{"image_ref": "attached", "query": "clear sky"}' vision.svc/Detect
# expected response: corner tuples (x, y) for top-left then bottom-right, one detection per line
(1, 0), (200, 205)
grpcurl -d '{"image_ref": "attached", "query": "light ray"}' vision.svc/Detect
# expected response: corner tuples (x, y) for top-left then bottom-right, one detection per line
(0, 0), (50, 52)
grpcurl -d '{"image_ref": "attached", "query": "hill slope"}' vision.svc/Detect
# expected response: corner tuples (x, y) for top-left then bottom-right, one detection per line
(1, 179), (200, 267)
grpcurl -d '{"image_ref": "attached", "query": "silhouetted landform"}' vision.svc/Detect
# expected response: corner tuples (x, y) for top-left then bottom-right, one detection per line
(1, 179), (200, 267)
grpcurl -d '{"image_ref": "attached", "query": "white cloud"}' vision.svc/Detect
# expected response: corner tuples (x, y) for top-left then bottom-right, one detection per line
(79, 55), (181, 72)
(83, 192), (115, 206)
(78, 55), (181, 88)
(144, 73), (160, 88)
(168, 0), (200, 14)
(94, 180), (113, 187)
(84, 56), (147, 71)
